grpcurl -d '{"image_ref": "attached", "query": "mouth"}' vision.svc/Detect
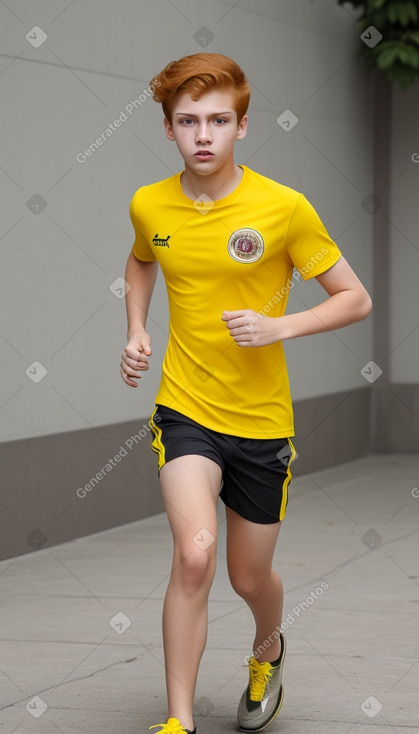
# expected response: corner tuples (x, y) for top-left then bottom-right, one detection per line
(195, 151), (214, 159)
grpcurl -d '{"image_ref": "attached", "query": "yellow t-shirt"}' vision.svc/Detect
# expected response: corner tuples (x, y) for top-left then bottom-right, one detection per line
(129, 164), (341, 438)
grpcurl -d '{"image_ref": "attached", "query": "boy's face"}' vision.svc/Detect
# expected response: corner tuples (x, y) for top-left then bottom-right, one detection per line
(163, 89), (247, 174)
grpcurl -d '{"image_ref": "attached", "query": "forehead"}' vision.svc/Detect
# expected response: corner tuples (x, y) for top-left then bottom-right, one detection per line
(171, 88), (236, 116)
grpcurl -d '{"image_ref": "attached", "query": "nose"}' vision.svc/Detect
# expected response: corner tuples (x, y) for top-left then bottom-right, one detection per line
(195, 122), (212, 144)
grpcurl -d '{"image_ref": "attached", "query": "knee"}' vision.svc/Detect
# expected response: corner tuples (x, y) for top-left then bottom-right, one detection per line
(228, 566), (268, 602)
(174, 546), (216, 594)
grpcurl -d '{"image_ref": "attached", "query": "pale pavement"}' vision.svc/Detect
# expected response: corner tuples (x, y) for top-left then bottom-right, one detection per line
(1, 454), (418, 734)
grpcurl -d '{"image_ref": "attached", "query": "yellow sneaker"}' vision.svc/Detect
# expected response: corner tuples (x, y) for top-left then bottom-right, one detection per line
(237, 632), (287, 731)
(149, 717), (196, 734)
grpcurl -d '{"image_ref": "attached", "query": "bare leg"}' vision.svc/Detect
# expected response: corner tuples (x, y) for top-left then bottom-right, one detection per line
(225, 507), (283, 662)
(159, 455), (222, 731)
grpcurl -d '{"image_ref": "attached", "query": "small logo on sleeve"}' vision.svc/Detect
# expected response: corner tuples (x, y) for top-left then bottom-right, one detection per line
(152, 233), (171, 248)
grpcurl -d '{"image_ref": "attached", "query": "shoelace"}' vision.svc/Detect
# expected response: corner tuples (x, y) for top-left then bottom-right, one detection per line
(246, 656), (273, 702)
(149, 717), (190, 733)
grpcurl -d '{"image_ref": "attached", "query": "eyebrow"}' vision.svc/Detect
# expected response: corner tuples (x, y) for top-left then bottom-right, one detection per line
(174, 111), (233, 116)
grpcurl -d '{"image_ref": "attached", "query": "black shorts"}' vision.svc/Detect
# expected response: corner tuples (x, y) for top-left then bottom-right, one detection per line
(148, 404), (297, 525)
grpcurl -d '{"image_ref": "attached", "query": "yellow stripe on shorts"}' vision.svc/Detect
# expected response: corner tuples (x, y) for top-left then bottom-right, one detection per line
(279, 438), (297, 521)
(149, 406), (166, 472)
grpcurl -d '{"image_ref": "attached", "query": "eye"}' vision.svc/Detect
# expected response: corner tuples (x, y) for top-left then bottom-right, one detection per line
(180, 119), (194, 125)
(215, 118), (227, 124)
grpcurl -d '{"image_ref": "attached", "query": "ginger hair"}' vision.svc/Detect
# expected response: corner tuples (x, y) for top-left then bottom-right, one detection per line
(150, 53), (251, 126)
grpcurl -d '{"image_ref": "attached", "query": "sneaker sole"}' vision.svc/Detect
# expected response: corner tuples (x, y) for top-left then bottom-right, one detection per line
(237, 684), (284, 733)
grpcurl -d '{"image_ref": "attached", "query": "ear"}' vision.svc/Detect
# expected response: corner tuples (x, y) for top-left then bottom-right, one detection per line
(236, 114), (248, 140)
(163, 117), (175, 141)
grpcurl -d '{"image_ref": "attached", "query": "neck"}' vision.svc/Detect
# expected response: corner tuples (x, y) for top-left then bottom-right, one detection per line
(181, 161), (243, 201)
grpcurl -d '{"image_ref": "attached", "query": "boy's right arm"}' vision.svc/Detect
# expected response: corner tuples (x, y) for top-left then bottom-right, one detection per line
(120, 251), (158, 388)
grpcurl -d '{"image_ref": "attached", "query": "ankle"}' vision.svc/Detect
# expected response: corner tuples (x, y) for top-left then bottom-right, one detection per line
(253, 636), (282, 664)
(168, 714), (194, 732)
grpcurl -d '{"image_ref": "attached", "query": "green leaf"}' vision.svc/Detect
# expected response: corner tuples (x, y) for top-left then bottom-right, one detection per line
(386, 62), (416, 87)
(387, 4), (397, 24)
(376, 47), (400, 68)
(397, 45), (419, 68)
(388, 2), (418, 27)
(407, 2), (419, 24)
(403, 31), (419, 44)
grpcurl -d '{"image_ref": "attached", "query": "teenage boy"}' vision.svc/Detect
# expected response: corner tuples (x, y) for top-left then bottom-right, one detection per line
(120, 53), (372, 734)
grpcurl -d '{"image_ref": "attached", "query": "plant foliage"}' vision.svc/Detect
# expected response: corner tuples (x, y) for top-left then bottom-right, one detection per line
(336, 0), (419, 87)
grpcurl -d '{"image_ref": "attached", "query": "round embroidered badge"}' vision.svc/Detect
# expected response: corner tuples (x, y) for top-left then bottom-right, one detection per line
(227, 228), (264, 263)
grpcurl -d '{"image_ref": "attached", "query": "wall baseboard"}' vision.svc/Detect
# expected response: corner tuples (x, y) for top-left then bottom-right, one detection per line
(0, 418), (165, 561)
(1, 384), (415, 561)
(372, 383), (419, 453)
(292, 386), (372, 477)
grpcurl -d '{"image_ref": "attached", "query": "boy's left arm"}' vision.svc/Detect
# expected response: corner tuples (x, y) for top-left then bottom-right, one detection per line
(222, 256), (372, 348)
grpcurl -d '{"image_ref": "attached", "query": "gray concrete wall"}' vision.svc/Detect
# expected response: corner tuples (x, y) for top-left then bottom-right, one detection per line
(1, 0), (374, 445)
(5, 1), (416, 560)
(388, 83), (419, 383)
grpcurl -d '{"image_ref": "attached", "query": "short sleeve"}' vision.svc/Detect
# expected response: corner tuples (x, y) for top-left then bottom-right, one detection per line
(284, 194), (342, 279)
(129, 190), (157, 262)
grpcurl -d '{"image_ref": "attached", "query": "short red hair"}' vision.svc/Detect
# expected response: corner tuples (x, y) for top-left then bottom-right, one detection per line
(150, 53), (251, 126)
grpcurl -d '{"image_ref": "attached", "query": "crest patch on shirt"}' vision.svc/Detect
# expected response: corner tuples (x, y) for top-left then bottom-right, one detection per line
(227, 228), (264, 263)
